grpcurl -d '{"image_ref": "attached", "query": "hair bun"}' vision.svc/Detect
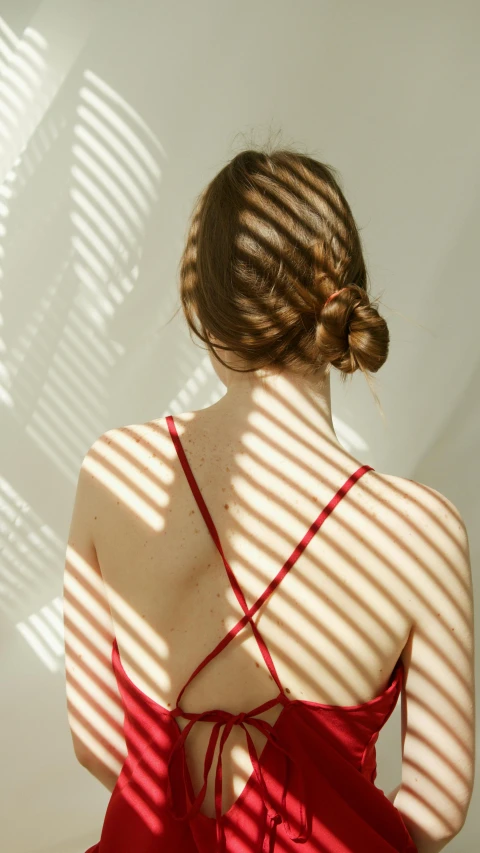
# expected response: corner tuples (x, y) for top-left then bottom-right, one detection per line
(315, 285), (389, 376)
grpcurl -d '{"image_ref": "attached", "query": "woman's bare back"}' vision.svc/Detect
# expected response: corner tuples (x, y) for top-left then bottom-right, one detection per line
(88, 408), (474, 838)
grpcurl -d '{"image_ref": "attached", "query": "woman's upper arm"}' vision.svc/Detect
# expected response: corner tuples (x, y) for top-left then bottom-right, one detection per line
(63, 433), (127, 773)
(397, 486), (475, 846)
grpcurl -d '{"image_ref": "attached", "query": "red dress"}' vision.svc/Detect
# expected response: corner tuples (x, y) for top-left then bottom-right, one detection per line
(85, 414), (417, 852)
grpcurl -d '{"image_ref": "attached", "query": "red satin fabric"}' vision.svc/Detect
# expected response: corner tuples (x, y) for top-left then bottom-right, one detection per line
(85, 414), (417, 852)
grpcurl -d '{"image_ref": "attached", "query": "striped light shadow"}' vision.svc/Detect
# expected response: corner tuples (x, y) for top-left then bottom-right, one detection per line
(0, 475), (64, 619)
(16, 596), (64, 672)
(19, 69), (164, 475)
(58, 145), (474, 852)
(61, 397), (474, 847)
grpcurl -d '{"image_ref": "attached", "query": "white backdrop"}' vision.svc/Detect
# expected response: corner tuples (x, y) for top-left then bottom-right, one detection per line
(0, 1), (478, 851)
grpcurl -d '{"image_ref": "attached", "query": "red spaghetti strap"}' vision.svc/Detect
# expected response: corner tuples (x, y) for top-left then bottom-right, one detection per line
(166, 414), (252, 619)
(162, 415), (378, 852)
(247, 462), (374, 620)
(167, 415), (288, 698)
(175, 467), (376, 710)
(166, 414), (374, 710)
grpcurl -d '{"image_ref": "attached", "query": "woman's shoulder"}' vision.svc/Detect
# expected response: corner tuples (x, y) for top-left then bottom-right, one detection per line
(377, 472), (468, 537)
(376, 473), (471, 615)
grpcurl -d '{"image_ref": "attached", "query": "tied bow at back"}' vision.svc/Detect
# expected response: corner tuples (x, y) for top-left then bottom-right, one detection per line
(166, 694), (311, 852)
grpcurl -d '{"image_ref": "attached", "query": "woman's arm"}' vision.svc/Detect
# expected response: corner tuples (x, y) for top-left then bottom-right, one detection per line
(78, 751), (120, 793)
(392, 487), (475, 852)
(63, 435), (128, 782)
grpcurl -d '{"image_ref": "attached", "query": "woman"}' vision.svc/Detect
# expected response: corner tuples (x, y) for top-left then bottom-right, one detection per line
(63, 145), (475, 852)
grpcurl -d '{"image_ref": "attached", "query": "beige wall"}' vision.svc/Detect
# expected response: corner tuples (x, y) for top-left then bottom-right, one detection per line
(0, 0), (478, 850)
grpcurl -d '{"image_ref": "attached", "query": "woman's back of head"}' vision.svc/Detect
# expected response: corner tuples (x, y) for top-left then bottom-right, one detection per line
(174, 141), (389, 410)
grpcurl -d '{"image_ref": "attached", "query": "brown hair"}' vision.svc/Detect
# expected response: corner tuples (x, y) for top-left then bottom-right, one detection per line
(171, 140), (389, 397)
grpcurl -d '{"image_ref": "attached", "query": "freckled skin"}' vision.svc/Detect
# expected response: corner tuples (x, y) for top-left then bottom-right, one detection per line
(85, 407), (474, 832)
